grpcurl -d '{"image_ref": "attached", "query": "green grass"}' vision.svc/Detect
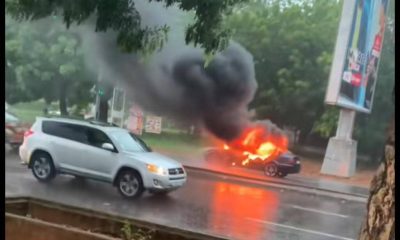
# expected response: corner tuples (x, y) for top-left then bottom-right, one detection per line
(140, 132), (208, 154)
(10, 100), (64, 123)
(9, 100), (45, 123)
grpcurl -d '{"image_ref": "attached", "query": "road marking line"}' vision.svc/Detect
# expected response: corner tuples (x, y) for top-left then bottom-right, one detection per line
(246, 218), (355, 240)
(289, 205), (349, 218)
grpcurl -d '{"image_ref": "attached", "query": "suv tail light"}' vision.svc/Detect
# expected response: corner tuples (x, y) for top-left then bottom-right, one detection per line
(24, 130), (34, 138)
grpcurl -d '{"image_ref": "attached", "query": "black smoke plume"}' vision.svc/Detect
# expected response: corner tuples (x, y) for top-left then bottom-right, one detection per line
(79, 2), (257, 140)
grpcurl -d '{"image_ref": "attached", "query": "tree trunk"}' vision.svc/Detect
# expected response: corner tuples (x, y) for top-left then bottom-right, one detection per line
(59, 80), (68, 116)
(298, 128), (310, 145)
(358, 116), (395, 240)
(43, 99), (51, 116)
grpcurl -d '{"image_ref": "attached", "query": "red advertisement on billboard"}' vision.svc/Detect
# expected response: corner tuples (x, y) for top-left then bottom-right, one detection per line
(350, 73), (362, 87)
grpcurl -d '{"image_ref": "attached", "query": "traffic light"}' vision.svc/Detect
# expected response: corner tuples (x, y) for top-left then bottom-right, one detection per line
(96, 81), (113, 99)
(98, 88), (105, 96)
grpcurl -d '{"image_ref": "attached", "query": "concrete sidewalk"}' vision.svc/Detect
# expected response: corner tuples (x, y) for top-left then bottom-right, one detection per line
(159, 150), (370, 198)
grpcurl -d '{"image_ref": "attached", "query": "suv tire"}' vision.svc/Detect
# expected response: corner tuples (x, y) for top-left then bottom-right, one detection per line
(31, 152), (56, 182)
(116, 170), (144, 199)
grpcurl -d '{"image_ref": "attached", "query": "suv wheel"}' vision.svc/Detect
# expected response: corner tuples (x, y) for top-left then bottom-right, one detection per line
(31, 152), (56, 182)
(116, 170), (144, 199)
(264, 162), (278, 177)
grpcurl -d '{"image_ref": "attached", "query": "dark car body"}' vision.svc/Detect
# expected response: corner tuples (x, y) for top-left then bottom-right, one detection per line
(204, 147), (301, 178)
(270, 152), (301, 175)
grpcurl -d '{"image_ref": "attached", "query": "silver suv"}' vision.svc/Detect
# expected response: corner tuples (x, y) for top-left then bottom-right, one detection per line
(19, 117), (187, 198)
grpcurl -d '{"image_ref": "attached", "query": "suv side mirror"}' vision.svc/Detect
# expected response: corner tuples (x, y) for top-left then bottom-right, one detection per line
(101, 143), (115, 151)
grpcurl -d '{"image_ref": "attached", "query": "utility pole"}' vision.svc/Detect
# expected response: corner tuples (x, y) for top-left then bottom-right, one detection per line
(110, 87), (126, 128)
(95, 69), (110, 123)
(95, 70), (102, 121)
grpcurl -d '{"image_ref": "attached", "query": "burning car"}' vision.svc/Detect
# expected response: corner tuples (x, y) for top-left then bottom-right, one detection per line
(204, 121), (301, 178)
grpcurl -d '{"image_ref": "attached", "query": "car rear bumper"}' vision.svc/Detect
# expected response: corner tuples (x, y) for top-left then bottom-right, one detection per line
(6, 135), (23, 145)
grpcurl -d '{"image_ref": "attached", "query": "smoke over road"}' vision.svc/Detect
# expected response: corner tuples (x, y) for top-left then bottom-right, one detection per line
(79, 1), (257, 140)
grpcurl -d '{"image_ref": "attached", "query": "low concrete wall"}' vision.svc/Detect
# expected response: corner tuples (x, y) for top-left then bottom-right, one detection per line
(6, 213), (117, 240)
(5, 197), (227, 240)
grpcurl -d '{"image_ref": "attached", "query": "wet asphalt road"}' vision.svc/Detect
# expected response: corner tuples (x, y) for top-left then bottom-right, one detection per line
(6, 153), (366, 240)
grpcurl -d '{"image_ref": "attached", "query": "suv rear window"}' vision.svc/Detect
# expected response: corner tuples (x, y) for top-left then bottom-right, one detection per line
(42, 121), (87, 143)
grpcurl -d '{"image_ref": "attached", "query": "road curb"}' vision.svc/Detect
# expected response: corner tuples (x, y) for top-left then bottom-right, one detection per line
(183, 165), (369, 199)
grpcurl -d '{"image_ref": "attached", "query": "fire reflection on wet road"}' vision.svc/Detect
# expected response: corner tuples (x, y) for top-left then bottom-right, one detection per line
(209, 182), (279, 239)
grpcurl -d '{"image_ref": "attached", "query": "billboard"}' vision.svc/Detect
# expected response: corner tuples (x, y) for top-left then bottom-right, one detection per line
(325, 0), (390, 113)
(145, 116), (162, 134)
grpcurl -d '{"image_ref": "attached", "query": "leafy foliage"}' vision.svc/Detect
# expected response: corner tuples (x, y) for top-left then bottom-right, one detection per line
(5, 17), (93, 112)
(6, 0), (248, 54)
(120, 221), (154, 240)
(313, 107), (340, 138)
(225, 0), (342, 140)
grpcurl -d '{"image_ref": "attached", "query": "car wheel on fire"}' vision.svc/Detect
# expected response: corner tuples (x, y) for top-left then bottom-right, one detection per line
(202, 121), (301, 178)
(264, 162), (278, 177)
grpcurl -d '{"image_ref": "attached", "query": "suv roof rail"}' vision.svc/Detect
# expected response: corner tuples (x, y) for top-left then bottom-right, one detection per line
(41, 115), (119, 127)
(89, 120), (119, 127)
(46, 115), (84, 120)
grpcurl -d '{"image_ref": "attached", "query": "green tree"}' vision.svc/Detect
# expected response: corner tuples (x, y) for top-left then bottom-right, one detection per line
(225, 0), (342, 143)
(6, 0), (248, 55)
(46, 30), (86, 115)
(6, 17), (56, 105)
(5, 17), (93, 115)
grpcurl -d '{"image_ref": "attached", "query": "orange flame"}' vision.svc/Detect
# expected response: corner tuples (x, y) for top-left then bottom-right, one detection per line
(226, 125), (288, 166)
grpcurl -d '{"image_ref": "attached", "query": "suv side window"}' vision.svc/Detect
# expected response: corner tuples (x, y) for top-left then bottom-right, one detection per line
(85, 127), (115, 150)
(42, 121), (88, 143)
